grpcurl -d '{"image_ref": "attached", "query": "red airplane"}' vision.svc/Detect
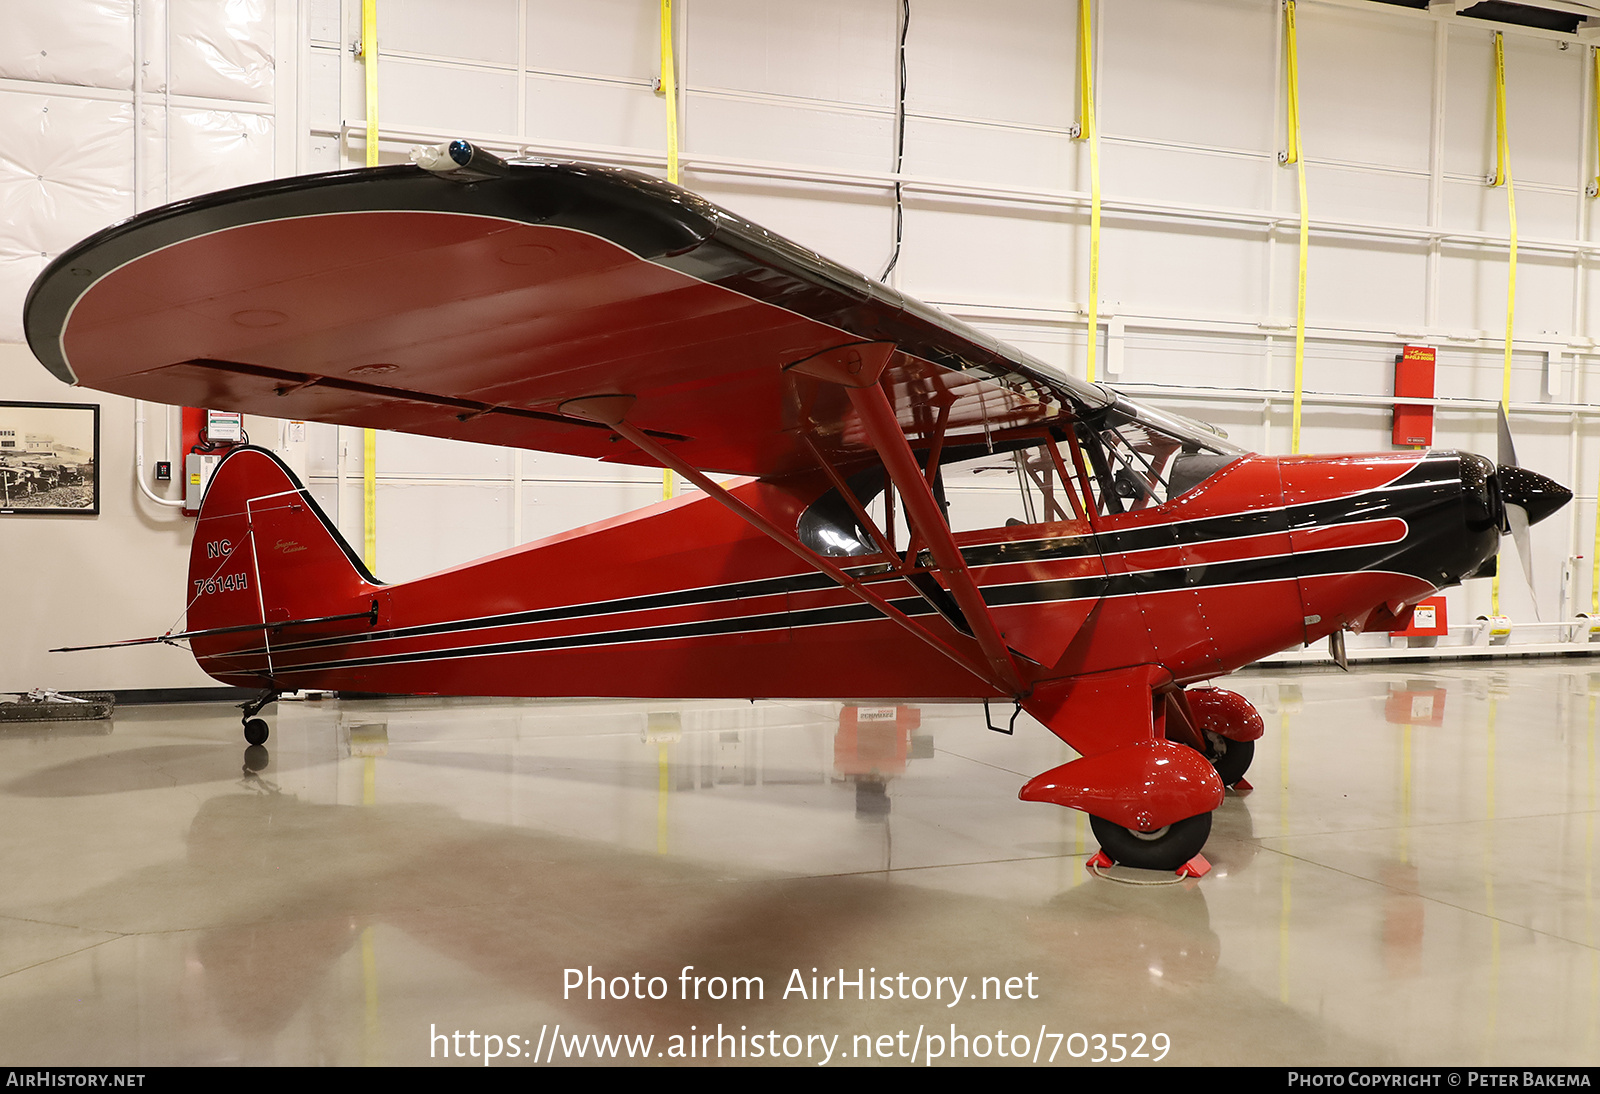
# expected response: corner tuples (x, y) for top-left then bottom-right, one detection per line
(25, 143), (1571, 871)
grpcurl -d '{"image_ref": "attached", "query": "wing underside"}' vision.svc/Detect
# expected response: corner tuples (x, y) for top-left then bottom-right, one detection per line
(27, 160), (1105, 477)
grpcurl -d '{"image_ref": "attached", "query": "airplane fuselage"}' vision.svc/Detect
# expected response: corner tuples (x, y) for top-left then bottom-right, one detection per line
(188, 446), (1496, 711)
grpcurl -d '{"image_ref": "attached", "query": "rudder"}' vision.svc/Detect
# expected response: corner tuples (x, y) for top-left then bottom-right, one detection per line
(187, 446), (380, 684)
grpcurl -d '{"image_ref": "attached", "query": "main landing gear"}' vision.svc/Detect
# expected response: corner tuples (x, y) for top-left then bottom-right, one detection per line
(239, 689), (279, 746)
(1018, 672), (1266, 875)
(1085, 688), (1265, 872)
(1089, 812), (1213, 873)
(1083, 688), (1263, 872)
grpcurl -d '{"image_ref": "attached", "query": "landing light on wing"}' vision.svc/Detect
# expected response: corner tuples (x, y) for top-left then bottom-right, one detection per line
(410, 140), (509, 182)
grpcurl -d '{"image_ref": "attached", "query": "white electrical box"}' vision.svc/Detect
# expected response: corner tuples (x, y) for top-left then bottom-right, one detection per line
(185, 452), (222, 512)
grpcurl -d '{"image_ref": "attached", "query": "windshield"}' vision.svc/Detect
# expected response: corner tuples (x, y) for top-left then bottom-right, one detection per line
(1081, 397), (1244, 513)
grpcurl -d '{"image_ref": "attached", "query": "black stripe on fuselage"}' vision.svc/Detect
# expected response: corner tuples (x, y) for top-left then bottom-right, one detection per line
(233, 536), (1432, 677)
(259, 564), (884, 657)
(239, 545), (1419, 678)
(263, 595), (935, 674)
(229, 455), (1456, 669)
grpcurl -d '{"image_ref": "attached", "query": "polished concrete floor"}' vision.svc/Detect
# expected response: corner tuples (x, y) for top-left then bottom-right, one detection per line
(1, 662), (1597, 1067)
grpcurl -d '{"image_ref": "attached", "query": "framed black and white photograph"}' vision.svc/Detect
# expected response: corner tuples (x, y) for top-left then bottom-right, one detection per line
(0, 402), (99, 516)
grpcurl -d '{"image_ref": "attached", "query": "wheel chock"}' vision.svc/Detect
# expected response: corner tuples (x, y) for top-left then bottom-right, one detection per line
(1086, 850), (1115, 869)
(1232, 777), (1253, 793)
(1174, 853), (1211, 878)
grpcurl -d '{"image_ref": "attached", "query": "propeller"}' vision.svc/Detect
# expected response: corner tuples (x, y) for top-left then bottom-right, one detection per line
(1492, 405), (1572, 617)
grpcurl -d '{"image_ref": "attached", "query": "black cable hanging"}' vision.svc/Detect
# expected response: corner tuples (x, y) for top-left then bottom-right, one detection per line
(879, 0), (910, 283)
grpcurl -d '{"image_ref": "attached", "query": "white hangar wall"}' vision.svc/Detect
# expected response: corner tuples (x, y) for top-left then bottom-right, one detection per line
(0, 0), (295, 692)
(2, 0), (1599, 691)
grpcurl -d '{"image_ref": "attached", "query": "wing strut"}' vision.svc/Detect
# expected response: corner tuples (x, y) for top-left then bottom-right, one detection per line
(784, 341), (1026, 695)
(559, 393), (1015, 697)
(841, 379), (1025, 696)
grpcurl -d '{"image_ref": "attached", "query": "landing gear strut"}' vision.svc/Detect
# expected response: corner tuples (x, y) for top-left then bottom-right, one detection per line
(239, 689), (279, 746)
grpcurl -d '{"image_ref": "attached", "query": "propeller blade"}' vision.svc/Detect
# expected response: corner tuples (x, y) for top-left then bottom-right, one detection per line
(1488, 405), (1570, 621)
(1506, 501), (1538, 620)
(1496, 403), (1518, 469)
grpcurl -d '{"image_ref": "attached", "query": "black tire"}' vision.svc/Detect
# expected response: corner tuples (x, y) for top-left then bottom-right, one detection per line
(1204, 731), (1254, 787)
(1090, 811), (1212, 871)
(243, 718), (269, 746)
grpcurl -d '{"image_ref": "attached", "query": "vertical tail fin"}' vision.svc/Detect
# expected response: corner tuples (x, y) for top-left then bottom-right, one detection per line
(187, 446), (380, 684)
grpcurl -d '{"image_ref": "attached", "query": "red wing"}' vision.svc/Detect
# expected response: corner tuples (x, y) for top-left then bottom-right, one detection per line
(27, 160), (1107, 476)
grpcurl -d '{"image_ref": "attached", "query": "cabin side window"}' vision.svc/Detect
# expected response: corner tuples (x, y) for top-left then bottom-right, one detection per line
(797, 435), (1091, 555)
(797, 467), (885, 557)
(794, 399), (1241, 549)
(937, 437), (1086, 534)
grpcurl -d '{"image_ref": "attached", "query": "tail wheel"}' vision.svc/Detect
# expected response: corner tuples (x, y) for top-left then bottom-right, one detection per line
(1204, 730), (1254, 787)
(243, 718), (269, 746)
(1090, 811), (1212, 871)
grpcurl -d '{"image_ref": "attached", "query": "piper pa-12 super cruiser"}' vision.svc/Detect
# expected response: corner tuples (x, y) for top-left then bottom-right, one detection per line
(25, 142), (1571, 871)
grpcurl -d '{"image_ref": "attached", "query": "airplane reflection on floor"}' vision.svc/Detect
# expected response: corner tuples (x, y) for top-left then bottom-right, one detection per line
(0, 664), (1595, 1065)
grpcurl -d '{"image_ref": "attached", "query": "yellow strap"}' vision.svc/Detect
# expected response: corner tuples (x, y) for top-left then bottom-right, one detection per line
(657, 742), (670, 854)
(1285, 0), (1307, 456)
(362, 0), (378, 169)
(660, 0), (678, 501)
(660, 0), (680, 186)
(362, 0), (379, 570)
(1492, 32), (1516, 616)
(1495, 33), (1517, 419)
(1078, 0), (1100, 384)
(1592, 463), (1599, 613)
(1283, 1), (1300, 169)
(1492, 34), (1509, 190)
(1593, 48), (1600, 196)
(363, 428), (377, 572)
